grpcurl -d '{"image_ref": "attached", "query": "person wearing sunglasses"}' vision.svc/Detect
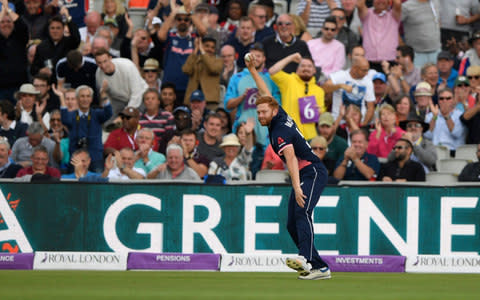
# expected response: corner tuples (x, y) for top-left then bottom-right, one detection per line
(141, 58), (162, 92)
(330, 7), (360, 58)
(436, 51), (457, 90)
(453, 75), (475, 112)
(309, 135), (336, 176)
(296, 0), (339, 38)
(104, 106), (141, 154)
(307, 16), (345, 77)
(378, 138), (425, 182)
(424, 88), (467, 156)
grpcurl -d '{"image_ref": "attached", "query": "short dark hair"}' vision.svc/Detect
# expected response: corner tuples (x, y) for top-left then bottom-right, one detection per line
(396, 45), (415, 61)
(180, 128), (197, 138)
(205, 112), (223, 123)
(32, 145), (49, 156)
(72, 148), (90, 158)
(324, 16), (337, 27)
(33, 72), (50, 85)
(0, 100), (15, 121)
(331, 7), (346, 15)
(161, 82), (176, 92)
(142, 88), (160, 101)
(48, 15), (64, 26)
(350, 129), (368, 141)
(66, 50), (83, 69)
(94, 48), (111, 58)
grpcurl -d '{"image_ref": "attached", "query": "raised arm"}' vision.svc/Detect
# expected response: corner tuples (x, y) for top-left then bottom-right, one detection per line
(245, 53), (271, 97)
(269, 52), (302, 76)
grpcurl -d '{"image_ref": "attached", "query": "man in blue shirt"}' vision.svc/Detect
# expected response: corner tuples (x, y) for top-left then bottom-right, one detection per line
(61, 149), (104, 180)
(246, 53), (331, 280)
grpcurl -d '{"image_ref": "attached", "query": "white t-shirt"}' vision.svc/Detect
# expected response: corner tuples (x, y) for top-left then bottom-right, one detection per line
(329, 69), (375, 121)
(108, 167), (146, 180)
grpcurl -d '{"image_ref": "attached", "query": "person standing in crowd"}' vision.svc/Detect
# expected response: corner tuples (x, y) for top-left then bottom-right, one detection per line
(246, 52), (331, 280)
(296, 0), (339, 37)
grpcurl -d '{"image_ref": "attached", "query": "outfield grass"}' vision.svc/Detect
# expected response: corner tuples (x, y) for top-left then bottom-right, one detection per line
(0, 271), (479, 300)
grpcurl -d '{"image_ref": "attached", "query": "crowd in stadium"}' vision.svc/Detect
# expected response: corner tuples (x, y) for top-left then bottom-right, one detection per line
(0, 0), (479, 183)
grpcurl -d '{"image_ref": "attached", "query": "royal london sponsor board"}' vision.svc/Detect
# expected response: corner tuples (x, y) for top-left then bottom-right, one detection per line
(220, 254), (301, 272)
(0, 253), (34, 270)
(406, 255), (480, 273)
(33, 252), (128, 270)
(127, 253), (220, 270)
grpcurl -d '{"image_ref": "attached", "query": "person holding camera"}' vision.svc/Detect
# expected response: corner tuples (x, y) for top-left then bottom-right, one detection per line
(60, 83), (112, 173)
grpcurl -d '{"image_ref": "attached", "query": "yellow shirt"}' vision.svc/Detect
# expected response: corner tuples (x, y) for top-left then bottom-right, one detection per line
(271, 71), (325, 140)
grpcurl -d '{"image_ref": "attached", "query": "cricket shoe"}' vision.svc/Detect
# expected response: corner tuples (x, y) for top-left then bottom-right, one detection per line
(286, 257), (311, 277)
(298, 267), (331, 280)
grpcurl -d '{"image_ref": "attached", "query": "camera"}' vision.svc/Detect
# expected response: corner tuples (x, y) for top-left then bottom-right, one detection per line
(76, 137), (88, 149)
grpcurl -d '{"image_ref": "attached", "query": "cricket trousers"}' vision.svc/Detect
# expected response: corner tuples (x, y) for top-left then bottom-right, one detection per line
(287, 162), (329, 269)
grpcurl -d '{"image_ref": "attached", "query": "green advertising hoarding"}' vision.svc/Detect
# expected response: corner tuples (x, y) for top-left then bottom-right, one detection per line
(0, 182), (478, 256)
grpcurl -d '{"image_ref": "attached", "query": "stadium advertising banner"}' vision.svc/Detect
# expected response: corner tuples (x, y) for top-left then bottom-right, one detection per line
(0, 183), (479, 257)
(127, 253), (220, 270)
(405, 255), (480, 273)
(33, 252), (128, 270)
(0, 253), (34, 270)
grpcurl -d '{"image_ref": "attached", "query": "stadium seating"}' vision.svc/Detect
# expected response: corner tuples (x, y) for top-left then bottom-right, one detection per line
(436, 159), (469, 175)
(435, 145), (450, 160)
(255, 170), (290, 183)
(426, 172), (458, 184)
(455, 145), (478, 162)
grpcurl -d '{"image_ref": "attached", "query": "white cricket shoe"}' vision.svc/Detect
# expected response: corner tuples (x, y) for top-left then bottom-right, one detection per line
(298, 267), (331, 280)
(286, 257), (311, 277)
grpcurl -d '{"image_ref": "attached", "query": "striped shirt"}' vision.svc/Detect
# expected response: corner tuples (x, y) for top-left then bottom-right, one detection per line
(296, 0), (341, 29)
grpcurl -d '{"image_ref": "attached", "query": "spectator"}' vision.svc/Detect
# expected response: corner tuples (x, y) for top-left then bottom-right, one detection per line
(134, 128), (166, 174)
(61, 149), (103, 179)
(11, 122), (56, 167)
(63, 88), (78, 112)
(197, 113), (224, 161)
(262, 14), (312, 73)
(379, 138), (426, 182)
(48, 109), (69, 173)
(224, 42), (280, 150)
(216, 107), (232, 136)
(170, 106), (192, 141)
(331, 7), (359, 57)
(189, 90), (211, 132)
(401, 0), (441, 68)
(0, 137), (22, 178)
(466, 66), (480, 103)
(412, 81), (434, 121)
(138, 88), (175, 154)
(249, 3), (274, 42)
(101, 0), (128, 40)
(296, 0), (339, 37)
(104, 148), (146, 180)
(392, 112), (437, 173)
(367, 104), (405, 158)
(333, 129), (380, 181)
(160, 82), (177, 113)
(318, 112), (347, 163)
(31, 10), (81, 81)
(208, 133), (251, 181)
(307, 16), (345, 77)
(16, 145), (61, 179)
(157, 5), (205, 105)
(180, 128), (210, 179)
(290, 14), (313, 42)
(220, 0), (245, 33)
(224, 16), (255, 70)
(94, 48), (148, 124)
(357, 0), (401, 72)
(460, 87), (480, 144)
(15, 83), (42, 126)
(388, 45), (421, 98)
(394, 94), (413, 124)
(182, 36), (223, 109)
(104, 106), (141, 153)
(91, 26), (120, 57)
(335, 104), (363, 144)
(372, 72), (393, 108)
(269, 53), (325, 140)
(0, 4), (28, 103)
(459, 31), (480, 75)
(147, 143), (200, 180)
(235, 119), (262, 177)
(341, 0), (362, 37)
(425, 88), (467, 154)
(0, 100), (28, 147)
(310, 135), (336, 176)
(79, 11), (102, 43)
(454, 75), (475, 112)
(323, 57), (375, 125)
(21, 0), (48, 40)
(142, 58), (162, 93)
(122, 26), (154, 72)
(220, 44), (237, 87)
(458, 144), (480, 181)
(56, 50), (98, 105)
(257, 0), (277, 28)
(437, 51), (458, 89)
(415, 63), (440, 104)
(440, 1), (480, 53)
(33, 73), (61, 126)
(60, 85), (112, 172)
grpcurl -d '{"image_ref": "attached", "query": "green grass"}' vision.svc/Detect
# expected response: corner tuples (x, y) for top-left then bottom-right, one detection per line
(0, 271), (479, 300)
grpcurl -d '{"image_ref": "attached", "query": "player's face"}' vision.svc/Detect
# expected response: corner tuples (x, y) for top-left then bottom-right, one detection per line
(256, 103), (276, 126)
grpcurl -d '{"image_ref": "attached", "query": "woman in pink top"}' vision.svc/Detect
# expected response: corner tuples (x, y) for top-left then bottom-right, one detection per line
(367, 104), (405, 158)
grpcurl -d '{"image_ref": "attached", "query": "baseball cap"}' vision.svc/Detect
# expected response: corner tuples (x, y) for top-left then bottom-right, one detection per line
(318, 112), (334, 126)
(470, 31), (480, 44)
(104, 18), (119, 28)
(202, 36), (217, 44)
(437, 51), (453, 61)
(257, 0), (274, 9)
(209, 5), (219, 15)
(152, 17), (162, 26)
(455, 76), (470, 86)
(414, 82), (432, 97)
(143, 58), (159, 71)
(190, 89), (205, 102)
(173, 106), (191, 115)
(250, 42), (265, 53)
(119, 106), (140, 118)
(372, 72), (387, 83)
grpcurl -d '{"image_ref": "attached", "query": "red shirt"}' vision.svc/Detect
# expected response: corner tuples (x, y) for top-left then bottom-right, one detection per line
(104, 128), (139, 151)
(16, 166), (61, 178)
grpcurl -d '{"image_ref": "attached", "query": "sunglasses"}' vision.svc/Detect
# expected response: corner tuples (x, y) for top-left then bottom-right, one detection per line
(312, 147), (325, 151)
(334, 16), (345, 20)
(277, 21), (292, 26)
(438, 96), (453, 101)
(175, 115), (189, 120)
(255, 15), (267, 19)
(323, 27), (336, 32)
(467, 75), (480, 80)
(456, 83), (469, 87)
(406, 123), (422, 129)
(121, 115), (132, 120)
(176, 17), (191, 22)
(143, 69), (157, 73)
(393, 145), (408, 150)
(50, 118), (62, 122)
